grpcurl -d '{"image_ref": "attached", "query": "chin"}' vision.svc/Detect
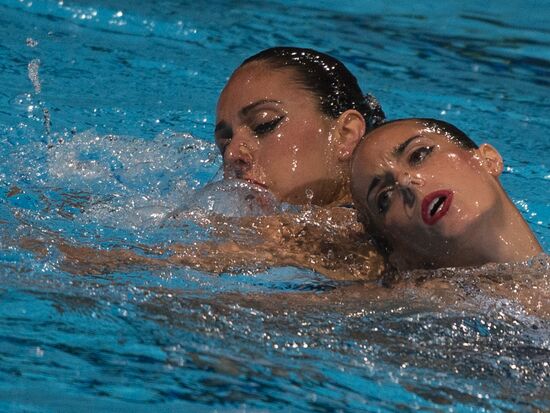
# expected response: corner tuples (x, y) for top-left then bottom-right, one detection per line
(430, 207), (485, 241)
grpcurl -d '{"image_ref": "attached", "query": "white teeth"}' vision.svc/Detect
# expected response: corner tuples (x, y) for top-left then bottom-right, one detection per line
(429, 198), (439, 215)
(429, 196), (445, 216)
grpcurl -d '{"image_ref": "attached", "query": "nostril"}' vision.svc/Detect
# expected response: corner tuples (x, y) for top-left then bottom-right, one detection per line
(229, 161), (249, 179)
(411, 175), (425, 186)
(398, 172), (424, 187)
(401, 172), (411, 187)
(224, 150), (252, 179)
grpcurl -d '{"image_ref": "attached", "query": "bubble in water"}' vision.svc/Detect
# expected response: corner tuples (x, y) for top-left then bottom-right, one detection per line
(26, 37), (38, 47)
(168, 179), (296, 220)
(43, 108), (51, 136)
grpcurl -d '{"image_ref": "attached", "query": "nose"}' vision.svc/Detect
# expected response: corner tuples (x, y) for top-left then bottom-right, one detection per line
(396, 172), (424, 212)
(397, 171), (425, 188)
(223, 131), (254, 179)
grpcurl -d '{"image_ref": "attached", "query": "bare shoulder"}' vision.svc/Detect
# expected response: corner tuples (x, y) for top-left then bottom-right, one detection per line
(184, 206), (385, 281)
(391, 256), (550, 318)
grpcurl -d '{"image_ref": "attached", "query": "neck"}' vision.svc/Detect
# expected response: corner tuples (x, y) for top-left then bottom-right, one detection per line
(483, 192), (542, 263)
(327, 169), (354, 207)
(439, 191), (542, 268)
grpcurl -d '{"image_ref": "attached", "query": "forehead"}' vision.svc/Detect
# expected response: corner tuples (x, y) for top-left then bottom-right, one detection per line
(352, 120), (463, 191)
(217, 63), (309, 114)
(355, 120), (426, 162)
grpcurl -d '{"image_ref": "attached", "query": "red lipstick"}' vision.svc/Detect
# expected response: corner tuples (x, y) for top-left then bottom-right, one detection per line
(421, 190), (453, 225)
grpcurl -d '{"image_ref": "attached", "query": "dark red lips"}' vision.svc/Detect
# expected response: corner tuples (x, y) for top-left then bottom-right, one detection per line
(421, 190), (453, 225)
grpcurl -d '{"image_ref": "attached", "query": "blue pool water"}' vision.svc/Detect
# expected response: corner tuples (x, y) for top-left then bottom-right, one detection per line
(1, 0), (549, 411)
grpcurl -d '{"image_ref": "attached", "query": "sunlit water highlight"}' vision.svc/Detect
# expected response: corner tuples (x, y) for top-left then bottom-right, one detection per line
(0, 0), (549, 411)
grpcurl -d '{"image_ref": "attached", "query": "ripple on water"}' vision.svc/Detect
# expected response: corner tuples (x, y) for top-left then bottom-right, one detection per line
(0, 0), (549, 410)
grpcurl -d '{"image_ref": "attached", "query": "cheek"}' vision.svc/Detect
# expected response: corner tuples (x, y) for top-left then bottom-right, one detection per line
(447, 152), (482, 175)
(445, 155), (491, 191)
(421, 152), (479, 186)
(255, 136), (311, 184)
(385, 214), (408, 234)
(272, 129), (330, 167)
(382, 208), (410, 237)
(384, 205), (425, 242)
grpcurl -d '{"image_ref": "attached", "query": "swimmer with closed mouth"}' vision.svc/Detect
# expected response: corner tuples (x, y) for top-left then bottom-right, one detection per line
(351, 118), (543, 270)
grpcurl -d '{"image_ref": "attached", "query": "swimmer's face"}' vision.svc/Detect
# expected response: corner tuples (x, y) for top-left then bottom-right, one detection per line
(216, 62), (350, 205)
(351, 119), (504, 269)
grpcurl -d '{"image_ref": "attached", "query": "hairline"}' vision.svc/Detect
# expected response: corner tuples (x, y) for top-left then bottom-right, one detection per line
(351, 117), (480, 257)
(237, 59), (339, 119)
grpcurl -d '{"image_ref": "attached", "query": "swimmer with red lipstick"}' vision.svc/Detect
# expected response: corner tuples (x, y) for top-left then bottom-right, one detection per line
(351, 118), (543, 270)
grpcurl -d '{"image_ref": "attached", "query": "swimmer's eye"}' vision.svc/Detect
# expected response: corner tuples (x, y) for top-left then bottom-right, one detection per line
(409, 146), (434, 166)
(252, 116), (284, 135)
(377, 187), (394, 214)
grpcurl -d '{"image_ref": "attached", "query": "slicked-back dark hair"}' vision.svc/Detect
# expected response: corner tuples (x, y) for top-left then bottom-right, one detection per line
(375, 118), (479, 149)
(240, 47), (385, 131)
(418, 118), (479, 149)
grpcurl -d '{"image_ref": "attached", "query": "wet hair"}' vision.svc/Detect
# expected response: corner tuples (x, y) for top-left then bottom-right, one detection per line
(240, 47), (385, 131)
(373, 118), (479, 150)
(418, 118), (479, 149)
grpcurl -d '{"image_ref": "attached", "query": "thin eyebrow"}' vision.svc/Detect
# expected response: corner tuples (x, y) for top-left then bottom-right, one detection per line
(240, 99), (282, 117)
(393, 134), (422, 157)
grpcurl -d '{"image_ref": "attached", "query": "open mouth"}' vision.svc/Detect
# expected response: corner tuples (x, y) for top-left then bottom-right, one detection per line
(421, 190), (453, 225)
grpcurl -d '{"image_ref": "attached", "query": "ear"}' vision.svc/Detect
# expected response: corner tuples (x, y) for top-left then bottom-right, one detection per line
(478, 143), (503, 177)
(334, 109), (366, 161)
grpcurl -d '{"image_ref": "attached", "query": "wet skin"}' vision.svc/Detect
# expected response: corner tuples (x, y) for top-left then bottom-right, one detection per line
(351, 119), (542, 269)
(216, 62), (353, 206)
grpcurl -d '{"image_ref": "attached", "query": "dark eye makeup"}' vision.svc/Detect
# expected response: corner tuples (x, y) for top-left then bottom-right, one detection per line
(214, 113), (285, 156)
(252, 115), (285, 135)
(408, 145), (434, 166)
(376, 187), (394, 214)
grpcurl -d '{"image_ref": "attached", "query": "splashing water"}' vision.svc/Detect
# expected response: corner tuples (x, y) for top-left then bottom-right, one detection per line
(27, 58), (41, 94)
(0, 0), (548, 411)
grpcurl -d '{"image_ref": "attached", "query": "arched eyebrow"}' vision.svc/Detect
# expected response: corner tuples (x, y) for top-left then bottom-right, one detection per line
(215, 99), (282, 136)
(393, 134), (421, 157)
(240, 99), (282, 117)
(215, 99), (283, 137)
